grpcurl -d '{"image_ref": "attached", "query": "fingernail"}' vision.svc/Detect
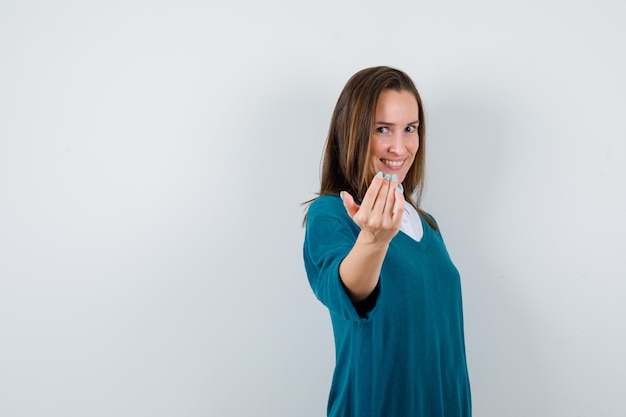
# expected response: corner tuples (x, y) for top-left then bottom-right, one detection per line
(376, 171), (383, 179)
(384, 174), (391, 181)
(391, 174), (398, 182)
(398, 183), (404, 193)
(339, 191), (344, 200)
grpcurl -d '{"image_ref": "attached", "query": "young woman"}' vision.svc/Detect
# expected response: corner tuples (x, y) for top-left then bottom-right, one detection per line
(303, 66), (471, 416)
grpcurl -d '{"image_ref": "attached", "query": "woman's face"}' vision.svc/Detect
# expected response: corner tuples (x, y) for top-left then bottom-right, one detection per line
(369, 89), (420, 183)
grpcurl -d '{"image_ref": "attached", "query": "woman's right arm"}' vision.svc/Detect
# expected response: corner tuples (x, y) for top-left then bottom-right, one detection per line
(339, 173), (404, 302)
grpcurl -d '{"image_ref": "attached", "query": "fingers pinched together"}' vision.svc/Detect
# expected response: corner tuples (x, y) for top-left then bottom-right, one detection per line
(341, 172), (404, 245)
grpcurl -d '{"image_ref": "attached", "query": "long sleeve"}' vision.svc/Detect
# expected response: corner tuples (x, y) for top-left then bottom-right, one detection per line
(303, 196), (367, 322)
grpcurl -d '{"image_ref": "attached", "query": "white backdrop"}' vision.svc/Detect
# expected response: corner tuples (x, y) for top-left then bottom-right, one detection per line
(1, 1), (625, 416)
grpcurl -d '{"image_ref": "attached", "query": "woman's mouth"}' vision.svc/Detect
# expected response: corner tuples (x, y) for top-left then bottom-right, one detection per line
(382, 159), (404, 168)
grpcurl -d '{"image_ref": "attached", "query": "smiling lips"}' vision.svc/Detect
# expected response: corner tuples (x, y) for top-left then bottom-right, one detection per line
(382, 159), (404, 169)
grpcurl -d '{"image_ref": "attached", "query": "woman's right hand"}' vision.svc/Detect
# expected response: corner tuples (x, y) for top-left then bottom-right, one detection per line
(341, 172), (405, 246)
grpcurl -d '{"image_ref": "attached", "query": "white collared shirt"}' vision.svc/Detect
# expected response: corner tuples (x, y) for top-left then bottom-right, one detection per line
(400, 203), (423, 242)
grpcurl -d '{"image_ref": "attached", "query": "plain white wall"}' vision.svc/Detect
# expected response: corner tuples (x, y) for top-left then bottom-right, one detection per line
(1, 0), (625, 416)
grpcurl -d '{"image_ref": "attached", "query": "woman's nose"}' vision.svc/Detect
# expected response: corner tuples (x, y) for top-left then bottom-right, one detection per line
(388, 133), (403, 154)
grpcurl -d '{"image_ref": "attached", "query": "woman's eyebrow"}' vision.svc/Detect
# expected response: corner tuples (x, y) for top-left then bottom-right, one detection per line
(374, 120), (420, 125)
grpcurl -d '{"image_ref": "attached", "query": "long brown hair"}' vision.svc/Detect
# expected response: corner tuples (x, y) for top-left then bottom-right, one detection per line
(306, 66), (436, 230)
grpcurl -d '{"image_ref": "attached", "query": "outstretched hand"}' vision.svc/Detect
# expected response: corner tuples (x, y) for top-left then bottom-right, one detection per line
(341, 172), (404, 246)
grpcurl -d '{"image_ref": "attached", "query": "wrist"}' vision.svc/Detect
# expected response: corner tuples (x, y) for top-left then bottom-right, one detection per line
(355, 231), (391, 253)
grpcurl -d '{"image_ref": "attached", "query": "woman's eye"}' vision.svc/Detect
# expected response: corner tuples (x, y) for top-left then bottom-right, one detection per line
(406, 125), (417, 133)
(376, 126), (389, 134)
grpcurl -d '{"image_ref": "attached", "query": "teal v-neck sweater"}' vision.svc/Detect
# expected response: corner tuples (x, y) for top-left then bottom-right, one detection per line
(303, 196), (471, 417)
